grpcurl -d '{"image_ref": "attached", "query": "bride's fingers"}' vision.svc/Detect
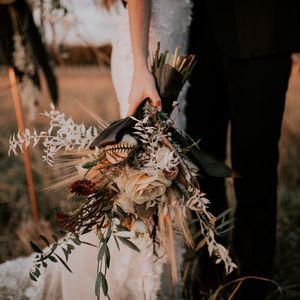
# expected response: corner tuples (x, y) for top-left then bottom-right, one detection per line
(127, 104), (136, 116)
(149, 90), (162, 111)
(127, 100), (142, 116)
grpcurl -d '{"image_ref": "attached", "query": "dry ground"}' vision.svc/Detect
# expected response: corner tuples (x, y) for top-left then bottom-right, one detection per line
(0, 65), (299, 298)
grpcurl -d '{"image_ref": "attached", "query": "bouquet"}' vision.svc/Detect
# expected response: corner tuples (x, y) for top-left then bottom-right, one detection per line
(9, 44), (236, 299)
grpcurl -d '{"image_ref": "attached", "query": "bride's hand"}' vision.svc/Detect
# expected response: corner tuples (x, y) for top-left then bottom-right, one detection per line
(127, 67), (161, 116)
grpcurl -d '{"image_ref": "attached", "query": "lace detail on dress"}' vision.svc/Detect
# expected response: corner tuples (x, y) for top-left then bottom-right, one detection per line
(0, 254), (63, 300)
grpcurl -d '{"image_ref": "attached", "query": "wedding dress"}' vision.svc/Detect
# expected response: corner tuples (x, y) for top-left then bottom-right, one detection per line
(0, 1), (192, 299)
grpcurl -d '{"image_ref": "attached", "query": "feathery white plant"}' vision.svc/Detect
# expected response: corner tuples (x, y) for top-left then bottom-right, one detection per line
(130, 108), (237, 273)
(8, 104), (99, 165)
(132, 114), (179, 171)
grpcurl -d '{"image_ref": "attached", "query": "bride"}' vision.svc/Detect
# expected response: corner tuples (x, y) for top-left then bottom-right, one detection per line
(0, 0), (192, 299)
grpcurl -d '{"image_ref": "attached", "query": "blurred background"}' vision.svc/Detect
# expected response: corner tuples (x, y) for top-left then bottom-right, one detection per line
(0, 0), (299, 298)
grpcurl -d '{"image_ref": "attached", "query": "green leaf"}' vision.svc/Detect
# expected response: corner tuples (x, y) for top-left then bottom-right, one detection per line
(113, 235), (120, 251)
(97, 241), (107, 262)
(71, 237), (81, 245)
(52, 234), (58, 243)
(101, 273), (108, 296)
(54, 254), (72, 273)
(117, 237), (140, 252)
(49, 255), (58, 263)
(67, 244), (75, 251)
(116, 205), (126, 220)
(106, 225), (112, 241)
(80, 241), (97, 247)
(82, 160), (98, 169)
(116, 224), (130, 232)
(30, 241), (43, 253)
(51, 243), (58, 251)
(33, 268), (41, 277)
(105, 247), (110, 269)
(95, 272), (102, 297)
(40, 235), (50, 247)
(95, 272), (109, 296)
(29, 273), (37, 282)
(62, 247), (69, 261)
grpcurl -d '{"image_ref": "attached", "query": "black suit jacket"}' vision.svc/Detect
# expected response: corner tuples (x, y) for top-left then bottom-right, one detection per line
(192, 0), (300, 59)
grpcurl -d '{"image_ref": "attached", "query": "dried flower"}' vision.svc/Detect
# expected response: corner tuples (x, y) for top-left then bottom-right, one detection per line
(117, 169), (171, 204)
(69, 179), (96, 196)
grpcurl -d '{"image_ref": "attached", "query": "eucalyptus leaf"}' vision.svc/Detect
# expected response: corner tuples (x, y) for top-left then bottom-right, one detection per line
(82, 160), (98, 169)
(54, 254), (72, 273)
(52, 234), (58, 243)
(40, 234), (50, 247)
(71, 237), (81, 245)
(97, 241), (107, 262)
(116, 224), (130, 232)
(117, 237), (140, 252)
(101, 273), (108, 296)
(95, 272), (109, 296)
(95, 272), (102, 297)
(49, 255), (58, 263)
(62, 247), (69, 261)
(67, 241), (75, 251)
(80, 241), (97, 247)
(113, 235), (120, 251)
(51, 243), (58, 251)
(29, 273), (37, 282)
(33, 268), (41, 277)
(105, 246), (110, 269)
(106, 225), (112, 241)
(30, 241), (43, 253)
(116, 205), (126, 220)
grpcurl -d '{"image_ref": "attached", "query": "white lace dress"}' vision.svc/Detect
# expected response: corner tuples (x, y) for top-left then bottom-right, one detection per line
(0, 1), (192, 299)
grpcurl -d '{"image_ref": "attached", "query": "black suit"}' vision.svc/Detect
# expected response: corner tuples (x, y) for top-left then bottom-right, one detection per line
(186, 1), (300, 299)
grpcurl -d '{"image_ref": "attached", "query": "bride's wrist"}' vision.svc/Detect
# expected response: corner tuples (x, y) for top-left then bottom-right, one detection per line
(133, 56), (149, 71)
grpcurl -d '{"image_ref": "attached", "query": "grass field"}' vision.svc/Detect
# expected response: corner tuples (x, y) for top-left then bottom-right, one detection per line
(0, 65), (299, 299)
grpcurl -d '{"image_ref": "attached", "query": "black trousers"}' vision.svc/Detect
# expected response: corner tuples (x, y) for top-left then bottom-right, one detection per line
(186, 15), (291, 300)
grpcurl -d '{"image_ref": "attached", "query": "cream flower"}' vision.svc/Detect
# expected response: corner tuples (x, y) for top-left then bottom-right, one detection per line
(131, 220), (147, 235)
(117, 169), (171, 204)
(115, 193), (135, 214)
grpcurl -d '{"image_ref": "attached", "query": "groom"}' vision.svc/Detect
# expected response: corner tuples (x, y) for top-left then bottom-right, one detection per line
(186, 1), (300, 299)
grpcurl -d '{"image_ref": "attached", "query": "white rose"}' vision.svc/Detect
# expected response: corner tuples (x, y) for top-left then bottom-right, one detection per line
(120, 170), (171, 204)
